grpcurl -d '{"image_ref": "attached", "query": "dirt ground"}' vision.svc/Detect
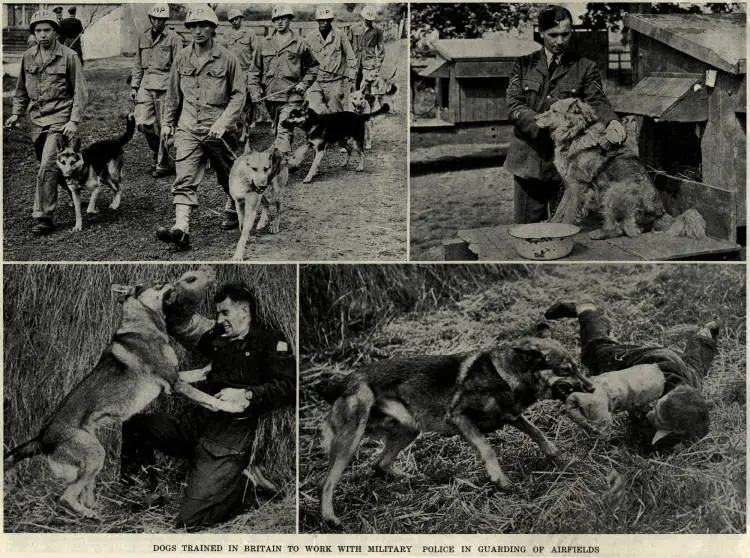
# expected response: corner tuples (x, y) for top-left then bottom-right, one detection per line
(299, 264), (746, 534)
(2, 40), (408, 262)
(410, 165), (514, 260)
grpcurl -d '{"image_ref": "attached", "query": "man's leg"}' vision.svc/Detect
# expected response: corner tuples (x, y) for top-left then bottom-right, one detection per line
(156, 129), (205, 250)
(135, 88), (164, 177)
(306, 81), (327, 114)
(203, 133), (240, 231)
(513, 176), (562, 224)
(32, 128), (65, 234)
(274, 101), (301, 155)
(175, 439), (252, 532)
(681, 320), (721, 385)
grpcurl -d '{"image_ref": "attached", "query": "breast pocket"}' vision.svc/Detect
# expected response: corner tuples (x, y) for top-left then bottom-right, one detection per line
(150, 44), (172, 70)
(178, 66), (198, 101)
(521, 78), (543, 105)
(282, 51), (301, 79)
(24, 64), (42, 99)
(43, 63), (68, 101)
(204, 68), (228, 106)
(556, 79), (584, 100)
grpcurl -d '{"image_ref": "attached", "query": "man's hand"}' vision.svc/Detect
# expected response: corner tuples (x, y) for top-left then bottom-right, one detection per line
(605, 120), (626, 145)
(130, 87), (138, 102)
(207, 121), (226, 140)
(161, 125), (173, 141)
(62, 121), (78, 139)
(179, 364), (211, 384)
(292, 82), (307, 95)
(214, 387), (251, 413)
(5, 114), (19, 129)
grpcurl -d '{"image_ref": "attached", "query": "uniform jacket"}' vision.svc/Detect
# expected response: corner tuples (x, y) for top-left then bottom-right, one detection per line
(247, 29), (319, 102)
(59, 16), (84, 58)
(505, 48), (618, 181)
(164, 41), (246, 135)
(193, 323), (296, 451)
(12, 40), (88, 128)
(347, 23), (385, 70)
(305, 27), (357, 83)
(131, 27), (184, 91)
(224, 26), (260, 73)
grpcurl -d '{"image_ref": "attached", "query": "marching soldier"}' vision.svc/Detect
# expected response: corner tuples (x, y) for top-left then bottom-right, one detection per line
(348, 5), (385, 94)
(131, 3), (183, 178)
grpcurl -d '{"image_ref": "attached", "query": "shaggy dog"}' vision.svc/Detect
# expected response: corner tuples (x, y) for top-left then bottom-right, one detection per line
(535, 98), (705, 240)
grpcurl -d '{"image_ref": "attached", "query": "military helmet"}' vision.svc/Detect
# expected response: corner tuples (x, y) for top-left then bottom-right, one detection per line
(360, 5), (378, 20)
(184, 4), (219, 27)
(315, 6), (334, 20)
(271, 5), (295, 21)
(147, 4), (170, 19)
(228, 8), (244, 21)
(29, 9), (60, 33)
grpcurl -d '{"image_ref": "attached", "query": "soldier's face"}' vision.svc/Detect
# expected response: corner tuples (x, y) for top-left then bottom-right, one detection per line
(216, 297), (251, 340)
(149, 16), (166, 33)
(541, 19), (572, 56)
(317, 19), (332, 33)
(230, 17), (242, 29)
(190, 22), (215, 45)
(33, 23), (56, 47)
(273, 16), (291, 32)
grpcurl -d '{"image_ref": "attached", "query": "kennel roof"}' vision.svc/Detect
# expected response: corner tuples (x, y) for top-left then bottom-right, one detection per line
(419, 38), (539, 79)
(625, 13), (746, 75)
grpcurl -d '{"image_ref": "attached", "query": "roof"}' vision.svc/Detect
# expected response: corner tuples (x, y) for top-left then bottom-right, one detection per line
(612, 75), (708, 121)
(625, 13), (746, 75)
(433, 38), (539, 62)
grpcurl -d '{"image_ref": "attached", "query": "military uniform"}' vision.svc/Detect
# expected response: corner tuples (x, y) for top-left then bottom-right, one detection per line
(347, 22), (384, 92)
(305, 27), (356, 113)
(132, 26), (183, 172)
(224, 26), (260, 136)
(505, 49), (618, 223)
(121, 323), (295, 531)
(247, 29), (318, 153)
(163, 42), (246, 206)
(11, 40), (88, 222)
(59, 15), (84, 65)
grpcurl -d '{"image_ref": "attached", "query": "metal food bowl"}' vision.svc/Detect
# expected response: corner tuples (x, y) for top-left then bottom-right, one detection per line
(508, 223), (581, 260)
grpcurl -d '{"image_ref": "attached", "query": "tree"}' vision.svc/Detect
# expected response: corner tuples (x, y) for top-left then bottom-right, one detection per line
(410, 3), (535, 50)
(581, 2), (743, 31)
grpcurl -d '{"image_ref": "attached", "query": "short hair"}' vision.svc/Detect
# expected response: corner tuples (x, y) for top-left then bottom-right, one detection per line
(538, 5), (573, 32)
(214, 283), (258, 318)
(68, 6), (76, 15)
(656, 385), (710, 439)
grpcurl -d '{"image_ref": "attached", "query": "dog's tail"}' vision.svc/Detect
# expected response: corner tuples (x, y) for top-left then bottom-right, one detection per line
(366, 103), (390, 119)
(118, 113), (137, 147)
(4, 438), (44, 470)
(666, 208), (707, 239)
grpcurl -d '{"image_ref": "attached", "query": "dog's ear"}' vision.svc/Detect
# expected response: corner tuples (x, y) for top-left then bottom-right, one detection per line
(70, 135), (81, 152)
(56, 134), (67, 151)
(386, 83), (398, 96)
(575, 99), (599, 125)
(111, 283), (134, 303)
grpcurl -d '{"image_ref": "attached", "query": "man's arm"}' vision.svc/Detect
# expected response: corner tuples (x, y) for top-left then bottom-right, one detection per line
(11, 57), (30, 118)
(581, 61), (618, 125)
(298, 40), (320, 92)
(506, 58), (540, 140)
(163, 53), (182, 128)
(131, 34), (145, 92)
(246, 41), (263, 102)
(342, 33), (357, 82)
(68, 52), (88, 125)
(375, 27), (385, 68)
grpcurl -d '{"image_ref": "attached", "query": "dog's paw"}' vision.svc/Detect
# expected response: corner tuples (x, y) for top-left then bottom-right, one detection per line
(356, 164), (364, 172)
(302, 175), (313, 184)
(589, 229), (606, 240)
(87, 209), (99, 215)
(71, 224), (83, 233)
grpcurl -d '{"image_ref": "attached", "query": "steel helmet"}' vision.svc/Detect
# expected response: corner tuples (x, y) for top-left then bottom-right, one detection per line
(147, 4), (170, 19)
(185, 4), (219, 27)
(271, 5), (295, 21)
(29, 9), (60, 33)
(315, 6), (334, 20)
(360, 5), (378, 20)
(228, 9), (244, 21)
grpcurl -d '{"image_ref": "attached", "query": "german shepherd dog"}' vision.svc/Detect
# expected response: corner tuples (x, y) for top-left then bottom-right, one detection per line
(282, 101), (390, 184)
(56, 113), (136, 232)
(535, 98), (706, 240)
(350, 79), (398, 150)
(315, 337), (595, 527)
(3, 267), (240, 519)
(228, 145), (289, 261)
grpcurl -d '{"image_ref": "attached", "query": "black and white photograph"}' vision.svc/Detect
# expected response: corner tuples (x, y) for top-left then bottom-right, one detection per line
(3, 263), (297, 533)
(2, 2), (408, 262)
(410, 3), (746, 262)
(299, 264), (745, 533)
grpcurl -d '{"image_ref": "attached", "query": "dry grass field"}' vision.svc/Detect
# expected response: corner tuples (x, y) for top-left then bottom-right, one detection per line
(299, 264), (745, 534)
(3, 264), (296, 533)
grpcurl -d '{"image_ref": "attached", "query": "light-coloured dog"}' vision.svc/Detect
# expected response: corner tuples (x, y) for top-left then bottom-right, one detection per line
(228, 145), (289, 260)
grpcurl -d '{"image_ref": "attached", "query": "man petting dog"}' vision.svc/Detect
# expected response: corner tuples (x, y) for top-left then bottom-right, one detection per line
(505, 5), (626, 224)
(544, 301), (719, 449)
(305, 7), (357, 114)
(6, 8), (88, 236)
(121, 283), (295, 532)
(156, 4), (245, 251)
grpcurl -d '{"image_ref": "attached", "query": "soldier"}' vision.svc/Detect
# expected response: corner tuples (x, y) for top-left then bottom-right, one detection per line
(156, 4), (245, 251)
(348, 5), (385, 94)
(60, 6), (84, 66)
(505, 5), (626, 224)
(247, 5), (319, 155)
(5, 9), (88, 236)
(305, 6), (356, 114)
(130, 3), (183, 178)
(225, 9), (260, 138)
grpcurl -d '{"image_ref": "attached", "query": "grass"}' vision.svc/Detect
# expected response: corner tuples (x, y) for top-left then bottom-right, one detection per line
(299, 264), (746, 534)
(3, 264), (296, 533)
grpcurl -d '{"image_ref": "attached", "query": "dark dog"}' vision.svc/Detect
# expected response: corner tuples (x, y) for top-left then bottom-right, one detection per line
(282, 102), (390, 184)
(56, 113), (136, 232)
(3, 268), (242, 518)
(535, 98), (706, 240)
(315, 337), (595, 527)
